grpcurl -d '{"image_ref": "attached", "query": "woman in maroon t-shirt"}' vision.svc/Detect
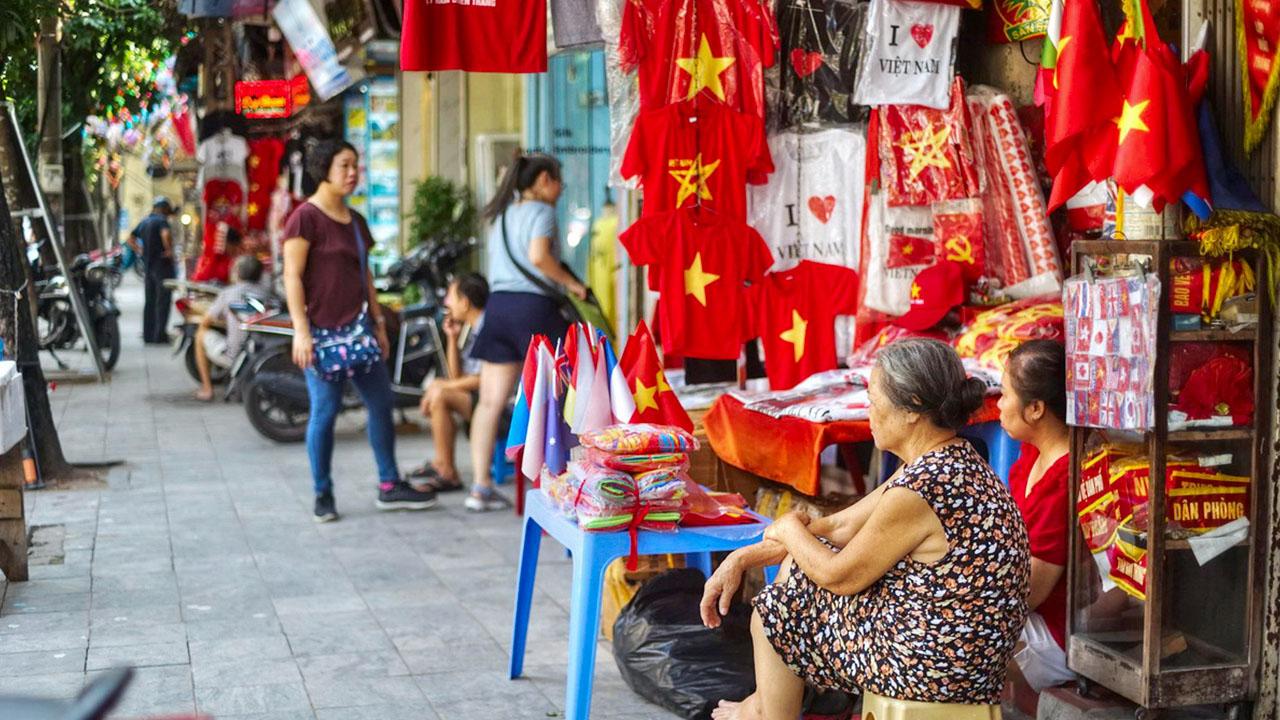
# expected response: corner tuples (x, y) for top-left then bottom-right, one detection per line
(282, 140), (436, 522)
(997, 339), (1076, 692)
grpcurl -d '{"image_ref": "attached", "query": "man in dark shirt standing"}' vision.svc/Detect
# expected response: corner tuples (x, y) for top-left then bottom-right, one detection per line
(129, 197), (177, 344)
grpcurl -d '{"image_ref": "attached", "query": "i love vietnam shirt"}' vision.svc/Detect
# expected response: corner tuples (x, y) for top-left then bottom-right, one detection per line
(621, 208), (774, 360)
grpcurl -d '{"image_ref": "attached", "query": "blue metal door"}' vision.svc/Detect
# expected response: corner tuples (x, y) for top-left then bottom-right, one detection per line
(526, 49), (612, 279)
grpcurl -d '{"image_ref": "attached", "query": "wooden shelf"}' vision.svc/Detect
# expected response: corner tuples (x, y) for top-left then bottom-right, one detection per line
(1167, 427), (1255, 442)
(1170, 328), (1257, 342)
(1165, 537), (1251, 551)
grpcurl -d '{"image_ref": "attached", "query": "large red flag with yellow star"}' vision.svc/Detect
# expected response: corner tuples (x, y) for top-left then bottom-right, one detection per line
(619, 321), (694, 432)
(1043, 0), (1123, 210)
(1110, 0), (1209, 211)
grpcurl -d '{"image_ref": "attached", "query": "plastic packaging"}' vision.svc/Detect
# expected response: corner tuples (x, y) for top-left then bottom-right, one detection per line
(585, 446), (691, 473)
(580, 423), (700, 455)
(612, 569), (757, 720)
(565, 459), (689, 533)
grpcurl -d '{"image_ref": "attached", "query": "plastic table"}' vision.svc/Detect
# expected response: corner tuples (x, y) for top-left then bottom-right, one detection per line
(510, 489), (770, 720)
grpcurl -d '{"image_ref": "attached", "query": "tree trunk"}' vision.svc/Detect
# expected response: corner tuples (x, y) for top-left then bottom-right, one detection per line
(61, 139), (96, 258)
(0, 112), (71, 479)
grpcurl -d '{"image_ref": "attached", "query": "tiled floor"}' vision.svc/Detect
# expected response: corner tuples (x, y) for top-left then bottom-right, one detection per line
(0, 276), (682, 719)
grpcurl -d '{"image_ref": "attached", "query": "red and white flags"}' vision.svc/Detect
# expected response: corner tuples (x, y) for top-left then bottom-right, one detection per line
(1039, 0), (1210, 217)
(507, 321), (693, 483)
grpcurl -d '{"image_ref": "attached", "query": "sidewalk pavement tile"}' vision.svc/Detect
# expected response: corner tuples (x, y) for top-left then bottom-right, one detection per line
(0, 276), (682, 720)
(86, 641), (190, 671)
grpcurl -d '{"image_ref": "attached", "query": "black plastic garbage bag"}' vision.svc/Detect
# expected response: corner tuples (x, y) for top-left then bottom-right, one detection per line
(611, 568), (755, 720)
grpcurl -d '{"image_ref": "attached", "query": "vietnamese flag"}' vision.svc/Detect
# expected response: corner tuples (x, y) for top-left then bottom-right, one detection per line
(1043, 0), (1123, 167)
(619, 321), (693, 432)
(1111, 0), (1210, 214)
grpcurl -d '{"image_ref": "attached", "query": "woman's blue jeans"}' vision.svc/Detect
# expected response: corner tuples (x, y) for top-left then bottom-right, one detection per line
(304, 360), (400, 495)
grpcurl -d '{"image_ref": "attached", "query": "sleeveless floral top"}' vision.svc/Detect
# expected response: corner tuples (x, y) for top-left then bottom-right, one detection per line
(854, 441), (1030, 703)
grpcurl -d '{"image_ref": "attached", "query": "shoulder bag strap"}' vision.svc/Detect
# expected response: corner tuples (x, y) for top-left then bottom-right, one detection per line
(351, 214), (368, 294)
(500, 207), (571, 298)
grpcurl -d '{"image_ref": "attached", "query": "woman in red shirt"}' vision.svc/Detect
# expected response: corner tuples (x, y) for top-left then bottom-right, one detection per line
(997, 339), (1076, 691)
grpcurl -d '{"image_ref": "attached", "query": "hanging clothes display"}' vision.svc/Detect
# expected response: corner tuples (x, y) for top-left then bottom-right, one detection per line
(620, 207), (774, 359)
(861, 192), (934, 317)
(619, 0), (779, 120)
(552, 0), (604, 48)
(196, 129), (249, 189)
(746, 128), (866, 271)
(750, 261), (860, 390)
(775, 0), (869, 127)
(192, 179), (245, 283)
(400, 0), (548, 72)
(246, 137), (285, 232)
(853, 0), (960, 110)
(966, 84), (1061, 298)
(876, 79), (980, 207)
(588, 202), (621, 334)
(622, 98), (774, 219)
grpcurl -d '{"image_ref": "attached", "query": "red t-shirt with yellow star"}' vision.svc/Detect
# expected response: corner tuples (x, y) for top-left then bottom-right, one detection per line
(622, 99), (773, 220)
(621, 208), (774, 360)
(750, 260), (860, 390)
(620, 0), (778, 118)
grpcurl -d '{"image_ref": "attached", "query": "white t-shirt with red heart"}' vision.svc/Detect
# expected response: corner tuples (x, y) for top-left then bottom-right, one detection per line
(747, 128), (867, 354)
(853, 0), (959, 110)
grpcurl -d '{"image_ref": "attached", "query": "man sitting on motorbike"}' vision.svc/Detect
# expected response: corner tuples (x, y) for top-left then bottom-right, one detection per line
(194, 255), (274, 401)
(407, 272), (488, 492)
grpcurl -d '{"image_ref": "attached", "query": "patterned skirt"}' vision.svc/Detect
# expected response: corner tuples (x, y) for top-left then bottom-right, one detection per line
(752, 559), (865, 693)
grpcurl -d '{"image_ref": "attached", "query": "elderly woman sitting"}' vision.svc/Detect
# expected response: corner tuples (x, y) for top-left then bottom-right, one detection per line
(701, 339), (1031, 720)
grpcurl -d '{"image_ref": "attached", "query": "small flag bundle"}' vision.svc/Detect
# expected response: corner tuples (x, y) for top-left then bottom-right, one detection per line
(506, 322), (694, 486)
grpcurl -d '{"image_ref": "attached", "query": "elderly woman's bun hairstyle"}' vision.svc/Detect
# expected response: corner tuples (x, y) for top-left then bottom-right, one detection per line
(876, 338), (986, 431)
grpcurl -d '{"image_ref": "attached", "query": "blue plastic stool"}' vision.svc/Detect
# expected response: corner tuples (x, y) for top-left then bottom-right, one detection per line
(510, 489), (770, 720)
(491, 437), (514, 486)
(878, 421), (1021, 485)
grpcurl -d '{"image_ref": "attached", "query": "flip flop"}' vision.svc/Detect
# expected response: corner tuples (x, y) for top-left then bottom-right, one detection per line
(406, 464), (440, 480)
(419, 474), (465, 493)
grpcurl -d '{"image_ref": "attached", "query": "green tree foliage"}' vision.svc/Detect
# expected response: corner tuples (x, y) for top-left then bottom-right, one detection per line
(0, 0), (186, 140)
(409, 176), (477, 249)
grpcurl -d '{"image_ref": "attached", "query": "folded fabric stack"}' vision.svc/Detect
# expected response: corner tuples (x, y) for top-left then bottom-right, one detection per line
(549, 424), (698, 535)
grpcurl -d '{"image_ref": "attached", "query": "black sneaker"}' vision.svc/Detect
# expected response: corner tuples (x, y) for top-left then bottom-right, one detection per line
(376, 481), (438, 511)
(314, 492), (338, 523)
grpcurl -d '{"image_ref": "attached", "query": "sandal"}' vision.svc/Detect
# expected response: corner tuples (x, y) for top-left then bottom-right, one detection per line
(419, 474), (465, 493)
(405, 464), (439, 480)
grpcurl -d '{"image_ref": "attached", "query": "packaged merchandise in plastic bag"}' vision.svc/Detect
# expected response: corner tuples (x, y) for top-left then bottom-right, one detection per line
(584, 447), (691, 473)
(612, 569), (757, 719)
(580, 423), (700, 455)
(876, 79), (980, 207)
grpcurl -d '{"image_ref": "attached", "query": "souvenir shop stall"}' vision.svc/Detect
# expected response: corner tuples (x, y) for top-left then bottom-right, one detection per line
(401, 0), (1280, 712)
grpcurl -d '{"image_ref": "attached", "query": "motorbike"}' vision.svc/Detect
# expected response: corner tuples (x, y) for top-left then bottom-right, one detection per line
(230, 236), (476, 443)
(30, 242), (123, 372)
(166, 278), (236, 385)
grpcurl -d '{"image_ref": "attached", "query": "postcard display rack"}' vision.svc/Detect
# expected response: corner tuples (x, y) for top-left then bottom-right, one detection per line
(1065, 239), (1273, 718)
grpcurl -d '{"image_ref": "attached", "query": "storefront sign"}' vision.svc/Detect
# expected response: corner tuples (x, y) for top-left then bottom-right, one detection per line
(234, 74), (314, 119)
(291, 73), (311, 110)
(235, 80), (291, 119)
(272, 0), (354, 101)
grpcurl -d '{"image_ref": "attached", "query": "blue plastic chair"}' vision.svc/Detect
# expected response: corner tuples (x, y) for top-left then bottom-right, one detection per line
(878, 420), (1021, 485)
(510, 489), (770, 720)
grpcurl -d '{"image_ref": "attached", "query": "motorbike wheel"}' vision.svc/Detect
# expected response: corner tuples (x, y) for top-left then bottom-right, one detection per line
(95, 315), (121, 371)
(244, 376), (309, 443)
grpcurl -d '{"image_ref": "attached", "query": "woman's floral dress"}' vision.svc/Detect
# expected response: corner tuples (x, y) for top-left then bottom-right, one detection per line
(753, 441), (1030, 704)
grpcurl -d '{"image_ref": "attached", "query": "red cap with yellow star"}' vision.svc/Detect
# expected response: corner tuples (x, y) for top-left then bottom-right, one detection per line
(894, 261), (966, 331)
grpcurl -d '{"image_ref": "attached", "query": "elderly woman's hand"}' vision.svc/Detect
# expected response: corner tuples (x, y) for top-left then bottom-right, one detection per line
(700, 554), (746, 629)
(763, 511), (812, 545)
